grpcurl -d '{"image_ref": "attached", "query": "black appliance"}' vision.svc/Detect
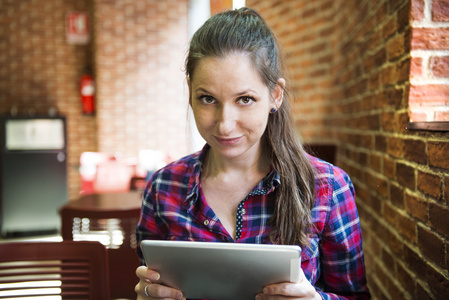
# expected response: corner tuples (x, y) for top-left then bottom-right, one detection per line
(0, 115), (67, 237)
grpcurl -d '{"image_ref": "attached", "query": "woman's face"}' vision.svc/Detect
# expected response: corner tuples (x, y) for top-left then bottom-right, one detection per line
(189, 52), (284, 161)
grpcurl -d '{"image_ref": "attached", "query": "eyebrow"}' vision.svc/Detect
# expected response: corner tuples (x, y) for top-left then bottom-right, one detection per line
(233, 89), (258, 97)
(194, 87), (212, 94)
(194, 87), (258, 97)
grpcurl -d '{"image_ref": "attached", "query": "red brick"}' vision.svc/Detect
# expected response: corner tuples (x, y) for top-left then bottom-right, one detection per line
(375, 135), (387, 152)
(411, 27), (449, 50)
(390, 184), (405, 208)
(425, 261), (449, 298)
(388, 34), (406, 61)
(375, 1), (388, 23)
(357, 151), (368, 166)
(397, 57), (410, 82)
(383, 16), (397, 40)
(396, 162), (416, 189)
(431, 56), (449, 77)
(370, 153), (382, 172)
(371, 31), (383, 52)
(417, 171), (442, 199)
(435, 111), (449, 121)
(387, 278), (410, 300)
(383, 156), (396, 179)
(373, 259), (391, 296)
(381, 65), (396, 86)
(397, 213), (416, 243)
(429, 202), (449, 237)
(386, 227), (404, 256)
(409, 84), (449, 106)
(411, 0), (425, 20)
(381, 111), (395, 132)
(397, 111), (410, 133)
(397, 263), (415, 298)
(403, 139), (427, 164)
(388, 0), (406, 13)
(383, 87), (404, 109)
(409, 110), (428, 122)
(387, 137), (404, 158)
(410, 56), (423, 77)
(416, 281), (433, 300)
(445, 176), (449, 204)
(374, 48), (387, 66)
(405, 192), (428, 222)
(428, 142), (449, 170)
(418, 224), (445, 265)
(381, 248), (395, 273)
(398, 2), (412, 33)
(404, 244), (428, 278)
(384, 202), (397, 226)
(433, 0), (449, 21)
(447, 241), (449, 274)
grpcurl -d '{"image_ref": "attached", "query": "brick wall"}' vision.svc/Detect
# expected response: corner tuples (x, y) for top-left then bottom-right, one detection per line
(0, 0), (189, 200)
(94, 0), (189, 159)
(0, 0), (96, 200)
(247, 0), (449, 299)
(410, 0), (449, 121)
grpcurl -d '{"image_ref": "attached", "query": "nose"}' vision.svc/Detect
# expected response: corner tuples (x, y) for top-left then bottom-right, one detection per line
(216, 104), (236, 136)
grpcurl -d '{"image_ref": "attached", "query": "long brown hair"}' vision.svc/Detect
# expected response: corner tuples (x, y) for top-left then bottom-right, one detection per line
(185, 8), (316, 247)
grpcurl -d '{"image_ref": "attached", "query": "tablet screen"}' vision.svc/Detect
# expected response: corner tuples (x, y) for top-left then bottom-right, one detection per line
(140, 240), (301, 300)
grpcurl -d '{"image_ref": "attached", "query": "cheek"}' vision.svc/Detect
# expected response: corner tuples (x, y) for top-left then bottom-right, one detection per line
(192, 107), (213, 130)
(242, 112), (270, 134)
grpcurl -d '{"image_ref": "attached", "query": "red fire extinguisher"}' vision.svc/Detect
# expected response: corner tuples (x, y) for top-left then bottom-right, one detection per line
(80, 72), (95, 115)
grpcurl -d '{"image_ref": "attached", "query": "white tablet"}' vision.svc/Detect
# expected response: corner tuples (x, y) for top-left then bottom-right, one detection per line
(140, 240), (301, 300)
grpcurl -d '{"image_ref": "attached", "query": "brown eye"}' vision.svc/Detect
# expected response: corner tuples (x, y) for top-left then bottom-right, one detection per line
(238, 96), (255, 105)
(200, 95), (215, 104)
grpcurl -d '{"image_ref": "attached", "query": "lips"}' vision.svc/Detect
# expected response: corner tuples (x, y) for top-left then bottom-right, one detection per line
(214, 136), (242, 145)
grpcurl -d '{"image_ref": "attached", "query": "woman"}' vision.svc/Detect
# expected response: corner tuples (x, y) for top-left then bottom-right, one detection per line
(135, 7), (370, 300)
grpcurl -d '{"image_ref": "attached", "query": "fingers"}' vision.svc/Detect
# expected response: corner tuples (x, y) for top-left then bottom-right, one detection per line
(256, 269), (318, 299)
(135, 266), (185, 300)
(259, 282), (298, 298)
(136, 265), (161, 282)
(144, 283), (185, 300)
(135, 281), (185, 300)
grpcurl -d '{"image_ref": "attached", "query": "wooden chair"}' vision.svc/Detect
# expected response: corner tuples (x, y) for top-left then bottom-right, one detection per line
(60, 193), (141, 299)
(0, 241), (109, 300)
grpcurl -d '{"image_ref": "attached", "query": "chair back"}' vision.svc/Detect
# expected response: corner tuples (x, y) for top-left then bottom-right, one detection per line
(60, 195), (141, 299)
(0, 241), (110, 300)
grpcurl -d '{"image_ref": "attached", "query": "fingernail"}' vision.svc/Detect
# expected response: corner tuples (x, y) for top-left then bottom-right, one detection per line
(263, 288), (268, 294)
(255, 295), (261, 300)
(150, 273), (160, 281)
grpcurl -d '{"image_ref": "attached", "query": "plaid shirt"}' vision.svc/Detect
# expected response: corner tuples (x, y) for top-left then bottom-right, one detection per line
(136, 145), (370, 300)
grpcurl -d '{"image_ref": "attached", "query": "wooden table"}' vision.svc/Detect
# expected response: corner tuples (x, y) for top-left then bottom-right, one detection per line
(61, 191), (142, 213)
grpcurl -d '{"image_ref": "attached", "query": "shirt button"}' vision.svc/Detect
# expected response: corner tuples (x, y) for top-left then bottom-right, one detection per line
(241, 208), (246, 215)
(204, 220), (209, 226)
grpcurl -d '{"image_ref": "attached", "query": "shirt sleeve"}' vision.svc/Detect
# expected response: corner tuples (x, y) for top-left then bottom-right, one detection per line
(318, 166), (370, 300)
(136, 179), (160, 265)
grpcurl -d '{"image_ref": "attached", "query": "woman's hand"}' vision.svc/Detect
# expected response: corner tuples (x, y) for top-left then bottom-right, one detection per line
(135, 266), (185, 300)
(255, 269), (321, 300)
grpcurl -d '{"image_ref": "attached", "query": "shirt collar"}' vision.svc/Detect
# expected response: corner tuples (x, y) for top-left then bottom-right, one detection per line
(185, 144), (208, 205)
(185, 144), (280, 205)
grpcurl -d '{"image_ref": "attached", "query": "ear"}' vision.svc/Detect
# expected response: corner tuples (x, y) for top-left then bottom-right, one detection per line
(270, 78), (285, 111)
